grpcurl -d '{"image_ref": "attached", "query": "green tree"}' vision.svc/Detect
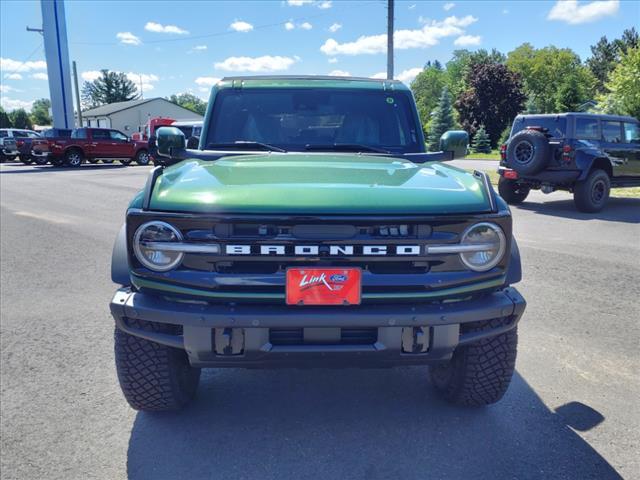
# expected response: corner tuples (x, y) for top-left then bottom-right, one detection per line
(444, 49), (507, 100)
(0, 107), (11, 128)
(499, 124), (512, 145)
(599, 47), (640, 118)
(587, 27), (639, 94)
(30, 98), (52, 125)
(507, 44), (594, 113)
(411, 65), (444, 133)
(471, 125), (491, 154)
(9, 109), (33, 129)
(426, 87), (455, 151)
(455, 63), (526, 147)
(167, 93), (207, 116)
(81, 70), (139, 108)
(555, 75), (586, 112)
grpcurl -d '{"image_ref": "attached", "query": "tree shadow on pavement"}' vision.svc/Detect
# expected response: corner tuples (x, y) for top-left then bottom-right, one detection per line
(514, 197), (640, 224)
(126, 369), (622, 480)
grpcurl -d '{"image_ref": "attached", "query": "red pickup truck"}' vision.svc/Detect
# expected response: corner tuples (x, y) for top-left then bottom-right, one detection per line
(32, 127), (150, 167)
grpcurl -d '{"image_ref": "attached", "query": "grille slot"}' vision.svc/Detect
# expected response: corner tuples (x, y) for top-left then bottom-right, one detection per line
(270, 328), (378, 346)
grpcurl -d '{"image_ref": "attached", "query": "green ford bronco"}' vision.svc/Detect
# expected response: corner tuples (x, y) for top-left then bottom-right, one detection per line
(110, 76), (526, 411)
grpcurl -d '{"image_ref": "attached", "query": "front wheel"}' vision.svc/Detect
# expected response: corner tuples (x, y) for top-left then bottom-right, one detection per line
(574, 169), (610, 213)
(114, 319), (201, 411)
(135, 149), (151, 166)
(65, 149), (84, 167)
(498, 177), (530, 205)
(429, 318), (518, 406)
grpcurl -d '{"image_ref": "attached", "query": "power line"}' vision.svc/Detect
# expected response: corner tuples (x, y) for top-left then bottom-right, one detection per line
(1, 42), (44, 79)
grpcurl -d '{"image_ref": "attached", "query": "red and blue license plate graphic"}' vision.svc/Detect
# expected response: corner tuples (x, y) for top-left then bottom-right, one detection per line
(286, 268), (361, 306)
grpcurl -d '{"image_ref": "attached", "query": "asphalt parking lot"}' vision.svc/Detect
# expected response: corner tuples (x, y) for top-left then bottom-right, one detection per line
(1, 161), (639, 480)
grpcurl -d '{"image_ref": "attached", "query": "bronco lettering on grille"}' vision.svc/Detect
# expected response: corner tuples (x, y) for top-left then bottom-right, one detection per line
(225, 245), (422, 256)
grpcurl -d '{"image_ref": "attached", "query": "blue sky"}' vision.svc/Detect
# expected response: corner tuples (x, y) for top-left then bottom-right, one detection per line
(1, 0), (638, 111)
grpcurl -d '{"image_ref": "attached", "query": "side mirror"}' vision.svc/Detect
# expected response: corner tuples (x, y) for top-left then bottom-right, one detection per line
(440, 130), (469, 159)
(156, 126), (186, 159)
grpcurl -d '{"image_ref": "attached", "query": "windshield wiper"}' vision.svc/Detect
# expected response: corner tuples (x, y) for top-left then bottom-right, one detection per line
(206, 141), (286, 153)
(304, 143), (391, 154)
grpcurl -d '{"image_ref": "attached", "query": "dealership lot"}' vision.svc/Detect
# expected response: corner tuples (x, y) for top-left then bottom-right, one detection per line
(1, 162), (638, 479)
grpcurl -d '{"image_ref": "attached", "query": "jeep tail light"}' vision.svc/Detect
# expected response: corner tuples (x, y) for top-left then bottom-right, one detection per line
(499, 144), (507, 161)
(503, 169), (518, 180)
(562, 144), (573, 163)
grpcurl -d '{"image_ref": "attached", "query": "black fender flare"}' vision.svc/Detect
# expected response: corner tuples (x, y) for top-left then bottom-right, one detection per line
(111, 223), (130, 286)
(575, 150), (612, 181)
(506, 237), (522, 285)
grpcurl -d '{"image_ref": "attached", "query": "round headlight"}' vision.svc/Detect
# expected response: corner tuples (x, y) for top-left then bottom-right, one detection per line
(133, 221), (184, 272)
(459, 222), (506, 272)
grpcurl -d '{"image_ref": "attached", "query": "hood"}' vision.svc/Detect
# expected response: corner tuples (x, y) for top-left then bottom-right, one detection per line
(149, 154), (492, 215)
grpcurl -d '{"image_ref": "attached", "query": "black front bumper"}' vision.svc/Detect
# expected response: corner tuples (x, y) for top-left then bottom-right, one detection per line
(110, 287), (526, 368)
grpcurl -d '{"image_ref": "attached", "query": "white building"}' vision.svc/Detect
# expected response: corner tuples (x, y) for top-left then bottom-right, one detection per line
(81, 98), (203, 134)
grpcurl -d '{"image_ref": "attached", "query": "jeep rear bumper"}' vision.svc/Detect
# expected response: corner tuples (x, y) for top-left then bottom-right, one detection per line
(110, 287), (526, 368)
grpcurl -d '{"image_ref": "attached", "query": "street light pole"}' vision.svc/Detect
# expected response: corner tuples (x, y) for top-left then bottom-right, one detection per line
(387, 0), (394, 80)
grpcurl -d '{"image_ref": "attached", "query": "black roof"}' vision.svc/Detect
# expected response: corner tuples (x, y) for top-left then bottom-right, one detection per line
(515, 113), (638, 122)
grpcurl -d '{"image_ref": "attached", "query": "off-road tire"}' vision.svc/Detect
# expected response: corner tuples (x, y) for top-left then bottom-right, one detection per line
(498, 177), (530, 205)
(574, 168), (610, 213)
(135, 149), (151, 166)
(429, 317), (518, 406)
(506, 129), (550, 175)
(114, 319), (201, 412)
(65, 148), (84, 167)
(20, 154), (33, 165)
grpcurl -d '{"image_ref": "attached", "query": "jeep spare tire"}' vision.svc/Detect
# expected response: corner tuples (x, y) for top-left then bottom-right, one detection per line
(506, 129), (550, 175)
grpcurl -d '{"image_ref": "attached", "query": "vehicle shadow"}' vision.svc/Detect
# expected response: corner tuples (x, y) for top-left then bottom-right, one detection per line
(126, 369), (621, 480)
(0, 164), (139, 174)
(515, 196), (640, 224)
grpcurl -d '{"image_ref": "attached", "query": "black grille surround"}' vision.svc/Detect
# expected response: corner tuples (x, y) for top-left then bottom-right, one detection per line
(127, 209), (513, 304)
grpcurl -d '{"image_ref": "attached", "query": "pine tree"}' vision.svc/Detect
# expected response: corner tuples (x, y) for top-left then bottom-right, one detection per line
(427, 87), (454, 151)
(471, 124), (491, 154)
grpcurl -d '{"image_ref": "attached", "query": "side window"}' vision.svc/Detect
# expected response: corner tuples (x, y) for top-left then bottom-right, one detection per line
(575, 118), (600, 140)
(91, 130), (110, 140)
(72, 129), (87, 139)
(623, 122), (639, 143)
(13, 130), (28, 138)
(109, 130), (128, 141)
(602, 121), (622, 143)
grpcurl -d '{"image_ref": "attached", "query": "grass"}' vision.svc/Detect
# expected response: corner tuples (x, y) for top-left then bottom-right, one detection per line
(463, 149), (501, 161)
(481, 169), (639, 198)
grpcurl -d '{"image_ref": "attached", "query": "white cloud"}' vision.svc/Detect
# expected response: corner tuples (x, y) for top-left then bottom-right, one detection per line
(329, 22), (342, 32)
(195, 76), (221, 87)
(1, 57), (47, 73)
(370, 68), (422, 84)
(300, 22), (313, 30)
(0, 85), (15, 93)
(547, 0), (619, 24)
(230, 20), (254, 32)
(81, 70), (102, 81)
(4, 73), (23, 80)
(409, 4), (416, 9)
(320, 15), (477, 55)
(287, 0), (329, 8)
(318, 1), (332, 8)
(31, 72), (48, 80)
(126, 72), (159, 92)
(194, 45), (207, 50)
(454, 34), (482, 46)
(144, 21), (189, 34)
(285, 21), (295, 30)
(396, 67), (423, 84)
(214, 55), (297, 72)
(116, 32), (142, 46)
(328, 70), (351, 76)
(328, 57), (338, 63)
(0, 97), (33, 111)
(287, 0), (312, 5)
(502, 9), (509, 14)
(443, 2), (455, 10)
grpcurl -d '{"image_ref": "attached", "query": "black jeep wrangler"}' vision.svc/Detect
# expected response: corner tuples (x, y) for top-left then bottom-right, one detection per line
(498, 113), (640, 212)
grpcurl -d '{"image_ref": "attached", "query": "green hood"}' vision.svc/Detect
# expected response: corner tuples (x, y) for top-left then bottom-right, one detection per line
(149, 154), (491, 215)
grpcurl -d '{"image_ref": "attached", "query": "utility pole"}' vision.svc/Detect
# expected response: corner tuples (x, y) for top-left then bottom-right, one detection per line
(139, 74), (144, 99)
(387, 0), (394, 80)
(72, 61), (82, 127)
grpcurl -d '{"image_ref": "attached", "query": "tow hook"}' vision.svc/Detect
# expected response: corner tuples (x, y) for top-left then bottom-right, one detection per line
(214, 327), (245, 355)
(401, 326), (430, 353)
(541, 184), (555, 194)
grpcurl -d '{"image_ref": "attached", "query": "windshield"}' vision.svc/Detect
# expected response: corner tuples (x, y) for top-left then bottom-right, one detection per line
(207, 88), (422, 153)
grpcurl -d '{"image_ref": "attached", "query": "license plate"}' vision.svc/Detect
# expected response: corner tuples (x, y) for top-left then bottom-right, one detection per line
(286, 268), (361, 306)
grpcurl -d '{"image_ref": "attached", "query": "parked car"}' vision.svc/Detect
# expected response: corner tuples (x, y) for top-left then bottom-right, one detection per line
(172, 120), (203, 148)
(0, 128), (41, 164)
(0, 129), (19, 162)
(31, 128), (73, 165)
(499, 113), (640, 212)
(110, 75), (525, 412)
(43, 127), (150, 167)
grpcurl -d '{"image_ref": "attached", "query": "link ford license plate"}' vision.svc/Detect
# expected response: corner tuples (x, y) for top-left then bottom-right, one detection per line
(286, 268), (361, 306)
